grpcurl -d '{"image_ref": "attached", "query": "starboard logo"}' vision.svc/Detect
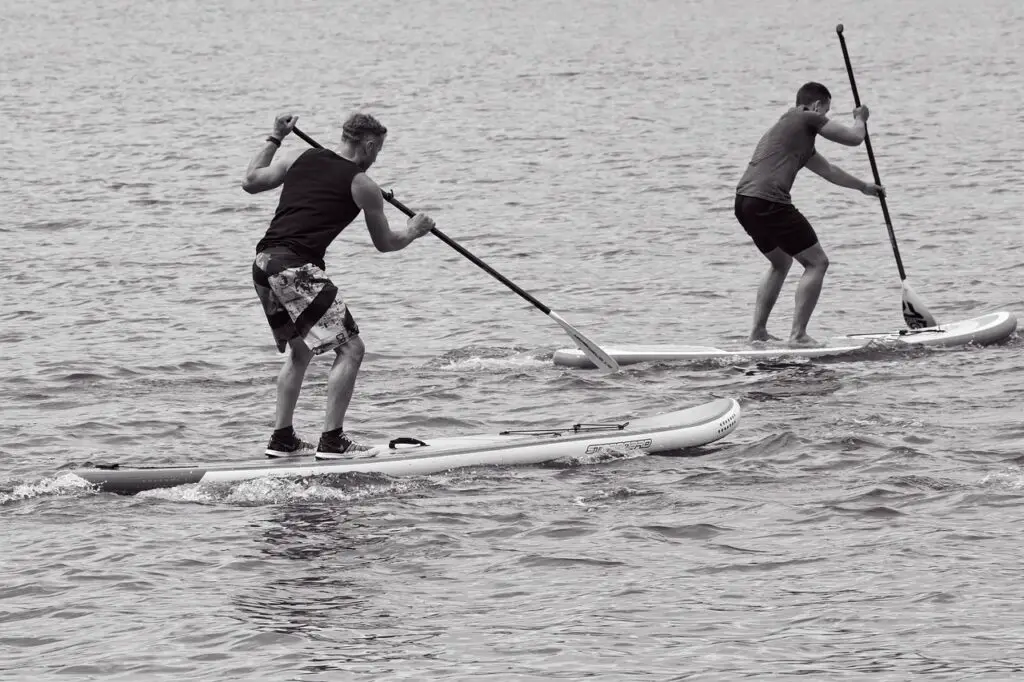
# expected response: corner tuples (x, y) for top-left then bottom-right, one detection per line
(585, 438), (653, 454)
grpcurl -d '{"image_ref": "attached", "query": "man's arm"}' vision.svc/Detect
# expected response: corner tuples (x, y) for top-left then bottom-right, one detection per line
(816, 105), (871, 147)
(805, 152), (884, 196)
(818, 118), (867, 146)
(351, 174), (435, 252)
(242, 145), (303, 194)
(241, 113), (302, 194)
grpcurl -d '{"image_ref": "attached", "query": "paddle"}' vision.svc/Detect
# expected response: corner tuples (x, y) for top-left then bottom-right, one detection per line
(288, 125), (620, 373)
(835, 24), (938, 330)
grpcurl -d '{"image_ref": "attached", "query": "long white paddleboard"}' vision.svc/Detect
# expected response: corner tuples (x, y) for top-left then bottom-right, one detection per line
(71, 398), (741, 495)
(552, 311), (1017, 368)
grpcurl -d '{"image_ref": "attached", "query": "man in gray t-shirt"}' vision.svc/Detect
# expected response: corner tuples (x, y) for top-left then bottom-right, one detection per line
(734, 81), (884, 346)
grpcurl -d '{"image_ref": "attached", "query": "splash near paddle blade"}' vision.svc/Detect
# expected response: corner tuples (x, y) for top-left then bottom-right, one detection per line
(901, 281), (938, 329)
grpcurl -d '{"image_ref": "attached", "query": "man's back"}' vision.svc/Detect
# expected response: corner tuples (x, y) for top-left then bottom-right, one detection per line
(257, 149), (363, 269)
(736, 106), (829, 205)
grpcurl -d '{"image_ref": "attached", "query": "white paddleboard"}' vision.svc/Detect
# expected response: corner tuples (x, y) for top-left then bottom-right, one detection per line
(71, 398), (741, 494)
(552, 311), (1018, 368)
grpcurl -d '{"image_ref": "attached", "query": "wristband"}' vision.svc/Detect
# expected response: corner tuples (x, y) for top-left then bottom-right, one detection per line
(266, 136), (282, 147)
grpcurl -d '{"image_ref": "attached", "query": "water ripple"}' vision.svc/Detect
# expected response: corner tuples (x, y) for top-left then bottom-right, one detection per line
(2, 0), (1023, 679)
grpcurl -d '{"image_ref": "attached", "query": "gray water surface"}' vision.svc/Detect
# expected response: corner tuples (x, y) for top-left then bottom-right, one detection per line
(3, 0), (1023, 679)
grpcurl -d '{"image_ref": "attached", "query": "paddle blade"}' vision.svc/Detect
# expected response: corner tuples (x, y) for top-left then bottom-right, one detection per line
(901, 281), (938, 329)
(547, 311), (620, 373)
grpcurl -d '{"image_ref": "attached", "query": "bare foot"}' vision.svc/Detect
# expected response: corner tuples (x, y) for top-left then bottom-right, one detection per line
(787, 334), (822, 348)
(749, 329), (781, 344)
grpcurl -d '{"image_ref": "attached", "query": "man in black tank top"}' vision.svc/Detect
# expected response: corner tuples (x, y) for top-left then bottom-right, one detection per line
(242, 112), (435, 460)
(733, 82), (884, 347)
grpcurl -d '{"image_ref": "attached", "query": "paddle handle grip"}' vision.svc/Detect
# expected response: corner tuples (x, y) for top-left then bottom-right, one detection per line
(836, 25), (907, 281)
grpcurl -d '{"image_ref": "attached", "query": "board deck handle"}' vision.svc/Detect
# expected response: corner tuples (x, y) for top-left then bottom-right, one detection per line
(389, 437), (429, 449)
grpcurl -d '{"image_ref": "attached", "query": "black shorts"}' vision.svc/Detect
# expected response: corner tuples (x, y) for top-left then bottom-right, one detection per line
(734, 194), (819, 256)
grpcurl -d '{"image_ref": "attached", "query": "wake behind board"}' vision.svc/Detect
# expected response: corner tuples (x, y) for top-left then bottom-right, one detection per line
(552, 311), (1017, 368)
(71, 398), (741, 495)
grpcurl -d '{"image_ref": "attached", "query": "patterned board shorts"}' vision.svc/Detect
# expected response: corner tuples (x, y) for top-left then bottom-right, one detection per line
(252, 247), (360, 355)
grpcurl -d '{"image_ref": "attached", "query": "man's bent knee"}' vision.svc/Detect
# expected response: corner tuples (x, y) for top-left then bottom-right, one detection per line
(793, 244), (829, 271)
(764, 249), (793, 273)
(335, 335), (365, 362)
(286, 337), (314, 365)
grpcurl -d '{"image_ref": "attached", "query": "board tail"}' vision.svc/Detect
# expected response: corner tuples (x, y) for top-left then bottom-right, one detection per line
(901, 281), (938, 329)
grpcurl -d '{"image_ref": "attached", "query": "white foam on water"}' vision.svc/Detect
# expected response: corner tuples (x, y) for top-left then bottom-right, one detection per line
(136, 472), (423, 506)
(548, 443), (651, 470)
(0, 473), (97, 506)
(438, 352), (550, 372)
(572, 486), (660, 508)
(978, 469), (1024, 490)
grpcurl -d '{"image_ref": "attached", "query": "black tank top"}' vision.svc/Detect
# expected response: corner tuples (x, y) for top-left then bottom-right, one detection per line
(255, 149), (363, 269)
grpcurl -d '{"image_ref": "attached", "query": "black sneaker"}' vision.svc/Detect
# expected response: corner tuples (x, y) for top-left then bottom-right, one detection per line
(265, 432), (315, 458)
(315, 432), (378, 460)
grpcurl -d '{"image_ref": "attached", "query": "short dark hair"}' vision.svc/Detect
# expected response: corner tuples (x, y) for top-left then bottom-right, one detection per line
(342, 113), (387, 143)
(795, 82), (832, 106)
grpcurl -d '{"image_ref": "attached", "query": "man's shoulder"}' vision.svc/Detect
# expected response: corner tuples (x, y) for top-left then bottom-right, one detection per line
(349, 170), (374, 187)
(282, 147), (315, 168)
(349, 171), (380, 207)
(761, 106), (826, 137)
(789, 106), (828, 130)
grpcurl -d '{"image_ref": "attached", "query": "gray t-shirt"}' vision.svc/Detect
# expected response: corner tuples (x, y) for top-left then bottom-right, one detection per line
(735, 106), (829, 205)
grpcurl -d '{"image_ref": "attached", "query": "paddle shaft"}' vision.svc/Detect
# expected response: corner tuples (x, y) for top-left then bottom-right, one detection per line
(836, 24), (907, 281)
(287, 125), (619, 371)
(291, 126), (554, 315)
(384, 194), (560, 314)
